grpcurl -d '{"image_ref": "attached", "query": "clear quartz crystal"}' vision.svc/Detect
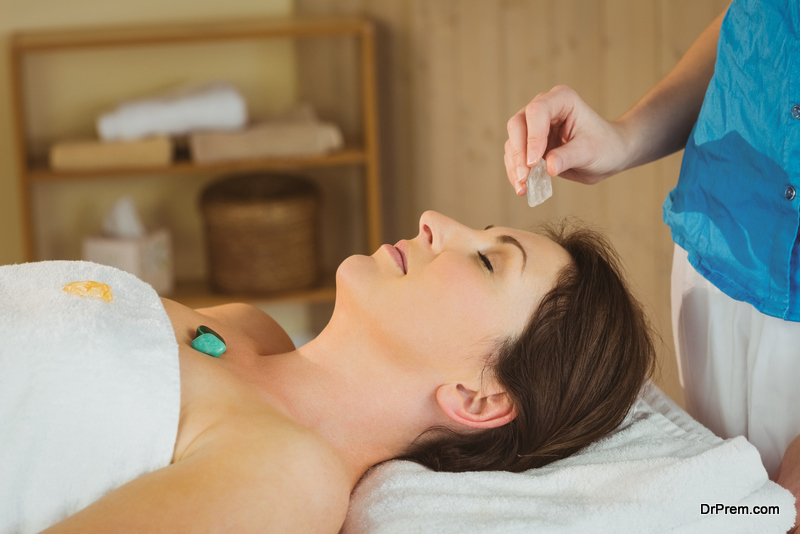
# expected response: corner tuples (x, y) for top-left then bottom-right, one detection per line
(526, 159), (553, 207)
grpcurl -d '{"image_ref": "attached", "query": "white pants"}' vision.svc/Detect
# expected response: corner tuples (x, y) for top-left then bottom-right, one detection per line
(671, 244), (800, 476)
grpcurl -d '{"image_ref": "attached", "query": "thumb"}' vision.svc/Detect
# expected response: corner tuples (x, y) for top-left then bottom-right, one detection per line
(543, 147), (572, 177)
(545, 137), (595, 177)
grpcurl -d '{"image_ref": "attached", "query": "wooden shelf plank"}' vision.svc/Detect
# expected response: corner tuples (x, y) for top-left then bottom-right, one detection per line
(26, 147), (367, 181)
(169, 276), (336, 308)
(11, 16), (370, 52)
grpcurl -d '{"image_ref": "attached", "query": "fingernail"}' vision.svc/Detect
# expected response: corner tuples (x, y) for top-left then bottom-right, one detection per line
(516, 166), (528, 183)
(527, 150), (537, 166)
(552, 158), (561, 176)
(514, 183), (523, 194)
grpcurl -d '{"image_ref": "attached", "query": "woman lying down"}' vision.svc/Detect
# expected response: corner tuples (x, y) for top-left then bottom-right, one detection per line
(1, 211), (655, 533)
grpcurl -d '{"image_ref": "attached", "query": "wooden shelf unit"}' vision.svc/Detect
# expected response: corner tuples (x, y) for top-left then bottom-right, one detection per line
(9, 16), (382, 308)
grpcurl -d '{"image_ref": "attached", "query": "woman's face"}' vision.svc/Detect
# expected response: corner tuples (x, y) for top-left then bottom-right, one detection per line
(335, 211), (572, 381)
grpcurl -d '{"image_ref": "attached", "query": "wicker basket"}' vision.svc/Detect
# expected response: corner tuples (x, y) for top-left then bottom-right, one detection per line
(201, 173), (320, 293)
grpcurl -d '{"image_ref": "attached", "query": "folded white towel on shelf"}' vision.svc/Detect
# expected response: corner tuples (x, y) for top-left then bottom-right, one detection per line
(97, 81), (247, 141)
(0, 261), (180, 534)
(343, 383), (796, 534)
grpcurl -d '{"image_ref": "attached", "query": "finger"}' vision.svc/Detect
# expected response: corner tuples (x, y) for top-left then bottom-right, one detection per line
(503, 145), (514, 185)
(524, 86), (578, 166)
(506, 112), (530, 185)
(503, 141), (513, 182)
(504, 143), (526, 195)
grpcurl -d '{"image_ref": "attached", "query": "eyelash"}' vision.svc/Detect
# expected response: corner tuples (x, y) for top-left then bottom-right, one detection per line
(478, 251), (494, 272)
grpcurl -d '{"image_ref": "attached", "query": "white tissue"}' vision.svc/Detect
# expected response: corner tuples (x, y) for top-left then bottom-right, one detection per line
(527, 159), (553, 207)
(102, 197), (146, 238)
(97, 81), (248, 141)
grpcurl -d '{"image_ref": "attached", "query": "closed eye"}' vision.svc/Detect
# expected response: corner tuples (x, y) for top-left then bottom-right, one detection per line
(478, 251), (493, 273)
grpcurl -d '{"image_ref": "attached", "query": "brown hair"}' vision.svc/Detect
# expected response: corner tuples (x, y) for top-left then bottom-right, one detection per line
(399, 221), (656, 472)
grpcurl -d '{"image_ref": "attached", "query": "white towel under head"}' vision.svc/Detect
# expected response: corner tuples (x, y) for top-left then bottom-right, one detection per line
(97, 81), (248, 141)
(343, 383), (796, 534)
(0, 261), (180, 534)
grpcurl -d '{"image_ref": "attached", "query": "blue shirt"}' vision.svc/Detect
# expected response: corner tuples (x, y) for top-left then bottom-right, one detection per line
(663, 0), (800, 321)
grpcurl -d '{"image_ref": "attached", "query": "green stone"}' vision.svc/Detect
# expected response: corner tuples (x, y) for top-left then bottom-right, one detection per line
(196, 325), (225, 343)
(191, 332), (226, 357)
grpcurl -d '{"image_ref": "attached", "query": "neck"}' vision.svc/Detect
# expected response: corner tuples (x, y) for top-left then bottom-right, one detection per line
(242, 323), (441, 487)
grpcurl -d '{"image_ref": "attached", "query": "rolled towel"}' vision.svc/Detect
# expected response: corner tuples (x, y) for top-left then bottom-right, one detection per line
(49, 136), (172, 170)
(97, 81), (247, 141)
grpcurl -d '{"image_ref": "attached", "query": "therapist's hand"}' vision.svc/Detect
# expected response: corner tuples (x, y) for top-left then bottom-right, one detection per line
(774, 433), (800, 533)
(504, 85), (632, 195)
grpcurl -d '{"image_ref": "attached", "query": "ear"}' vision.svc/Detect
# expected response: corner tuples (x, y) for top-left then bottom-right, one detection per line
(435, 383), (517, 429)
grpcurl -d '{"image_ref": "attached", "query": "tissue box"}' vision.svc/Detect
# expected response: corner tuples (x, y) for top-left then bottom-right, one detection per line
(82, 228), (174, 295)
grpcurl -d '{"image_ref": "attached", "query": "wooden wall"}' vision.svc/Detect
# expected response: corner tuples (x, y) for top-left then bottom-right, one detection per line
(296, 0), (732, 406)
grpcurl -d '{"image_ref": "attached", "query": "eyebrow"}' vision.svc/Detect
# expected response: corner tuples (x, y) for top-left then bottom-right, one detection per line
(484, 225), (528, 272)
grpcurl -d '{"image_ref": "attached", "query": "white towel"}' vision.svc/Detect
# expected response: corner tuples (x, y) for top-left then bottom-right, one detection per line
(97, 81), (247, 141)
(0, 261), (180, 534)
(343, 383), (796, 534)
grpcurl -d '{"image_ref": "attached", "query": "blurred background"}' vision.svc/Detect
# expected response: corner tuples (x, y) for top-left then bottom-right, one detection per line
(0, 0), (732, 406)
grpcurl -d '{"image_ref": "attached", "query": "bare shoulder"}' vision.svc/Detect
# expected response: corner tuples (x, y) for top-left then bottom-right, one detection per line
(271, 426), (352, 520)
(220, 424), (352, 533)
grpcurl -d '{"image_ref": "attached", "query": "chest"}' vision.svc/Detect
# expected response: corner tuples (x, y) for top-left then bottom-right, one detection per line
(163, 302), (294, 462)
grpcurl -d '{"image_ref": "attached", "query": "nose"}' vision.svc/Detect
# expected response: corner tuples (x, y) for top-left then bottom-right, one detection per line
(418, 210), (471, 252)
(418, 210), (437, 247)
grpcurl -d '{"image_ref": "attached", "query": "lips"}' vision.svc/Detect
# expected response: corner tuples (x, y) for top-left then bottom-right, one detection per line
(394, 241), (409, 274)
(383, 243), (406, 274)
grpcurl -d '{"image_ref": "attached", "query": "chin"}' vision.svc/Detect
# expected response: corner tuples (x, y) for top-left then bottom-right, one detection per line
(334, 254), (376, 300)
(335, 252), (396, 326)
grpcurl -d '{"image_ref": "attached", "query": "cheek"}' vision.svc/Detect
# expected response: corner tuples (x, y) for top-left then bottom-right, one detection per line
(336, 256), (509, 362)
(408, 265), (503, 350)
